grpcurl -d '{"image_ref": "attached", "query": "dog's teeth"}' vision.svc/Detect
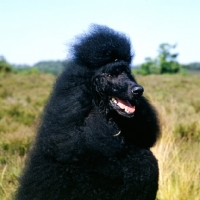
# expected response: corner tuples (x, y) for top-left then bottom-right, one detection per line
(112, 98), (117, 104)
(125, 107), (130, 113)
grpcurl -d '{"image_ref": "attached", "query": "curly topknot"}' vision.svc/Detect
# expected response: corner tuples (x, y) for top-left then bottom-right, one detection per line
(70, 24), (133, 68)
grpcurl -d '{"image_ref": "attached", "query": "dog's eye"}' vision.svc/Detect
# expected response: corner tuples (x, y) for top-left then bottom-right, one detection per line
(105, 74), (112, 78)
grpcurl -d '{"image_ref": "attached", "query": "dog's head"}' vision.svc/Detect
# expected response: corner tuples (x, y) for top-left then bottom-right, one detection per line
(92, 61), (144, 118)
(70, 24), (144, 118)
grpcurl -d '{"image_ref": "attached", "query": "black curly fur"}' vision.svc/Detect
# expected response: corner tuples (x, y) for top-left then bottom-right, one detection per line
(15, 24), (160, 200)
(70, 24), (132, 68)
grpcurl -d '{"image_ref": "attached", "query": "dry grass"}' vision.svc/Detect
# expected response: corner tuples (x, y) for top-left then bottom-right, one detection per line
(0, 73), (200, 200)
(0, 73), (55, 200)
(151, 107), (200, 200)
(138, 75), (200, 200)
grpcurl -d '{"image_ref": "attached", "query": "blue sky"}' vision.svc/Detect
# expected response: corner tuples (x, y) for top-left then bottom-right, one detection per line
(1, 0), (200, 65)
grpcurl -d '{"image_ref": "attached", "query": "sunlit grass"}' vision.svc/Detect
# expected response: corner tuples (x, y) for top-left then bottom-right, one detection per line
(0, 73), (55, 200)
(0, 73), (200, 200)
(137, 74), (200, 200)
(151, 107), (200, 200)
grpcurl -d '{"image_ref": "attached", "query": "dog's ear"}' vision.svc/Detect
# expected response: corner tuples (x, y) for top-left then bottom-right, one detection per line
(92, 75), (108, 111)
(92, 76), (105, 98)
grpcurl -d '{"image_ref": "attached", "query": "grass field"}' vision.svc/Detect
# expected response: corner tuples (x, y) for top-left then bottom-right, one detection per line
(0, 73), (200, 200)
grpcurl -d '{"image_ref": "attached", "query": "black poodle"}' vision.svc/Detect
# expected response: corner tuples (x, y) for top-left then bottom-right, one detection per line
(16, 24), (160, 200)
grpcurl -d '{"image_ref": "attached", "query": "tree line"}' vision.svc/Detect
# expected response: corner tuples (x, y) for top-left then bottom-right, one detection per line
(0, 57), (65, 75)
(1, 44), (200, 75)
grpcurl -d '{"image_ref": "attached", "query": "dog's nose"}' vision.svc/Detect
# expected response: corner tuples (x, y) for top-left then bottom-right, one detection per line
(132, 85), (144, 99)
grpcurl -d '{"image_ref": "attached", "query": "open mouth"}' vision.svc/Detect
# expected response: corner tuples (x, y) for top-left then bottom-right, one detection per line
(110, 97), (135, 115)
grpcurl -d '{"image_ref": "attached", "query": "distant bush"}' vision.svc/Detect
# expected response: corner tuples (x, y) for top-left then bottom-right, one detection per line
(0, 56), (13, 73)
(17, 67), (39, 75)
(138, 57), (160, 75)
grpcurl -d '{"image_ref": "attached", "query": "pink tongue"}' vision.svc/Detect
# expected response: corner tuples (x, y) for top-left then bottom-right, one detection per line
(116, 98), (135, 113)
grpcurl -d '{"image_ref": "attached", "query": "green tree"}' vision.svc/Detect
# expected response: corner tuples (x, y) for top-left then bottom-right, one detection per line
(0, 56), (13, 73)
(137, 43), (182, 75)
(158, 43), (181, 74)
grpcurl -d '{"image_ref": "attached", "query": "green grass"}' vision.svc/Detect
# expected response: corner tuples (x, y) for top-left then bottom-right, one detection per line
(0, 73), (55, 200)
(0, 73), (200, 200)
